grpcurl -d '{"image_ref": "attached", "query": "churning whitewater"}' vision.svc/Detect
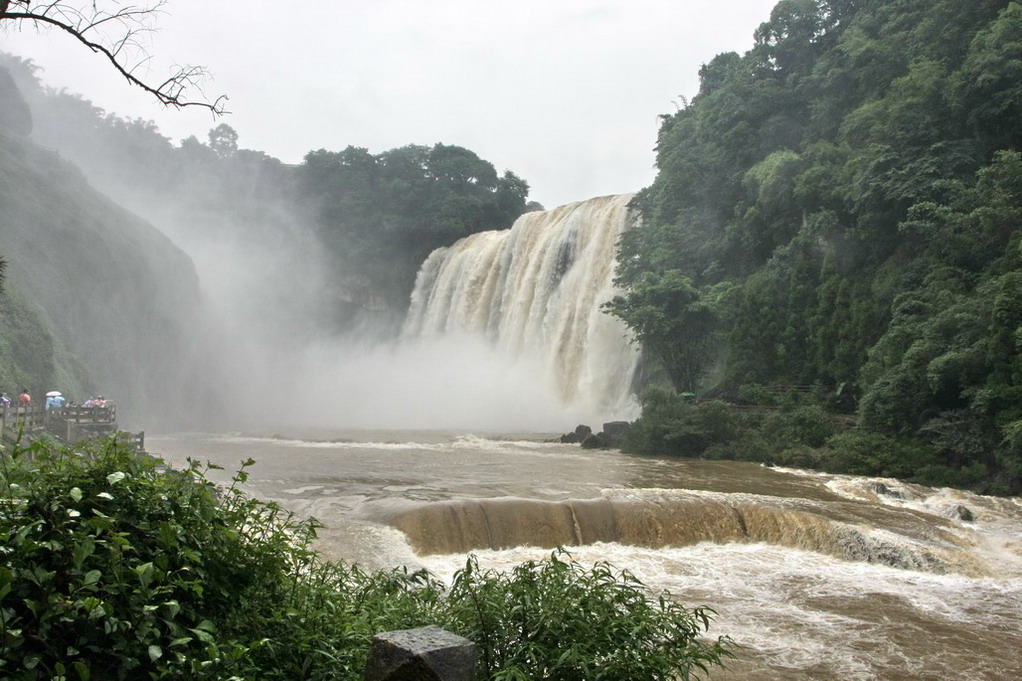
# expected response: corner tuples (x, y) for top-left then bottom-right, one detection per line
(402, 194), (641, 417)
(148, 431), (1022, 681)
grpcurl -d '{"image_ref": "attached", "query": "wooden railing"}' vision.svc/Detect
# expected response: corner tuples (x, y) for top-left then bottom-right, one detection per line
(0, 405), (47, 434)
(1, 404), (143, 451)
(61, 405), (117, 425)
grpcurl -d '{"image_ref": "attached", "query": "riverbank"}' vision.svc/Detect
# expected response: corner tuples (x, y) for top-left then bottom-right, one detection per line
(615, 389), (1021, 497)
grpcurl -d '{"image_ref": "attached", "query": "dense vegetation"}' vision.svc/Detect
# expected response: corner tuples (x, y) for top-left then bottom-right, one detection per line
(300, 144), (536, 312)
(0, 438), (732, 680)
(607, 0), (1022, 494)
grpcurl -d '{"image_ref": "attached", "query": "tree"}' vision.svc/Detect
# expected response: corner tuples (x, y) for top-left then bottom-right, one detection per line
(952, 2), (1022, 151)
(603, 270), (716, 393)
(208, 123), (239, 159)
(0, 1), (226, 114)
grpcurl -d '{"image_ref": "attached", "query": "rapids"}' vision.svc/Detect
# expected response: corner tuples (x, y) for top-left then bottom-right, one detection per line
(148, 430), (1022, 681)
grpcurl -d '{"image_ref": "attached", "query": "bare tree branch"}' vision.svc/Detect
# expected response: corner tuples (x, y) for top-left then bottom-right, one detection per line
(1, 1), (227, 115)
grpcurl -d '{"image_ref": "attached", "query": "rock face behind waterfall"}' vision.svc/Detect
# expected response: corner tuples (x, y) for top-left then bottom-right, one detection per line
(402, 195), (641, 415)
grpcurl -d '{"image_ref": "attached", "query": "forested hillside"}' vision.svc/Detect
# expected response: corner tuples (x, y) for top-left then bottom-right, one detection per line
(0, 92), (205, 425)
(609, 0), (1022, 494)
(1, 54), (536, 328)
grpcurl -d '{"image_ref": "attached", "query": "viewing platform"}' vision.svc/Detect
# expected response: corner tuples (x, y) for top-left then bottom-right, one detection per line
(1, 403), (144, 451)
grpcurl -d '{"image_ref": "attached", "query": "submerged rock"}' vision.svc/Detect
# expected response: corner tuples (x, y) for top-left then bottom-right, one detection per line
(870, 482), (904, 500)
(945, 504), (975, 522)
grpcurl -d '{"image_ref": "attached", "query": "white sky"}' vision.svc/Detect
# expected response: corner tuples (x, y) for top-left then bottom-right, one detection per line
(1, 0), (777, 209)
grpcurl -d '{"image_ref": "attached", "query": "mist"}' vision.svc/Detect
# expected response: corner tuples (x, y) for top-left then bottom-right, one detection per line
(3, 54), (642, 435)
(164, 201), (640, 435)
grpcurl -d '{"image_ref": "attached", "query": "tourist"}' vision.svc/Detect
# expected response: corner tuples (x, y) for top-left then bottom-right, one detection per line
(18, 389), (30, 408)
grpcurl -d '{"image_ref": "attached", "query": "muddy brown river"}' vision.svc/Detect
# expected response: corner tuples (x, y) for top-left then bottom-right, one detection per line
(148, 430), (1022, 680)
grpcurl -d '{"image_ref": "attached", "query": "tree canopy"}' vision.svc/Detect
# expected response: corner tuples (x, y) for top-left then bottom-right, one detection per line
(299, 143), (532, 311)
(610, 0), (1022, 494)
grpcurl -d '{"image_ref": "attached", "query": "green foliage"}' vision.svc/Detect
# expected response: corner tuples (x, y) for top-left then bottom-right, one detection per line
(762, 405), (836, 448)
(441, 551), (733, 681)
(622, 389), (740, 456)
(1, 438), (734, 680)
(612, 0), (1022, 494)
(604, 271), (716, 392)
(298, 143), (531, 311)
(823, 429), (935, 479)
(0, 287), (88, 399)
(0, 439), (313, 679)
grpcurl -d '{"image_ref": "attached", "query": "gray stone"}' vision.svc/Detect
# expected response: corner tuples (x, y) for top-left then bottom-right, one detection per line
(364, 625), (476, 681)
(601, 421), (630, 446)
(602, 421), (630, 438)
(560, 424), (592, 443)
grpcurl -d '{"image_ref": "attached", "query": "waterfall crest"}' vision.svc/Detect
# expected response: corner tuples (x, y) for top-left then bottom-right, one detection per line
(402, 194), (641, 416)
(391, 491), (984, 575)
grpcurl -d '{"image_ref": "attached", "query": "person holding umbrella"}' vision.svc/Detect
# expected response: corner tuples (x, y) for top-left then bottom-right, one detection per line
(45, 391), (66, 411)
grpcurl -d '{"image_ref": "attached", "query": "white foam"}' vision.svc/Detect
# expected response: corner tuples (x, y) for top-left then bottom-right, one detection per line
(416, 541), (1022, 680)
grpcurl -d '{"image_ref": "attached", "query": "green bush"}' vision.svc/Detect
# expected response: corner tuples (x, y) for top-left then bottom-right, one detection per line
(703, 433), (773, 462)
(623, 389), (739, 457)
(1, 437), (734, 681)
(441, 552), (733, 681)
(762, 405), (837, 449)
(774, 445), (824, 469)
(822, 429), (935, 478)
(0, 437), (312, 679)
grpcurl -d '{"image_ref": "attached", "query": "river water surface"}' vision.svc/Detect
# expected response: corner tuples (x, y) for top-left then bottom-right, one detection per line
(147, 430), (1022, 680)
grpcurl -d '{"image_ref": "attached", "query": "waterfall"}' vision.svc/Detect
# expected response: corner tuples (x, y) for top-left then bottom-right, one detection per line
(402, 194), (641, 417)
(390, 492), (984, 575)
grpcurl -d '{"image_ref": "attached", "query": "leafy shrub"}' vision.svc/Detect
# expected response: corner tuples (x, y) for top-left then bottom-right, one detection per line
(0, 437), (311, 679)
(703, 433), (773, 462)
(762, 405), (837, 449)
(623, 389), (739, 457)
(734, 383), (775, 406)
(774, 445), (824, 469)
(441, 552), (733, 681)
(823, 429), (935, 478)
(1, 437), (734, 681)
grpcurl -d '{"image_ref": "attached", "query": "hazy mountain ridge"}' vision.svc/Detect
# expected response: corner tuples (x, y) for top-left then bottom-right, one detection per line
(0, 101), (204, 427)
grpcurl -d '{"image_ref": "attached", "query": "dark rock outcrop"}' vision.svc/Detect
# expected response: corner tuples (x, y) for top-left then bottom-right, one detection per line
(560, 424), (592, 443)
(576, 421), (631, 449)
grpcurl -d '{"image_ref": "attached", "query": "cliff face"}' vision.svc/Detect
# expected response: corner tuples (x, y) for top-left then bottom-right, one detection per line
(0, 77), (203, 427)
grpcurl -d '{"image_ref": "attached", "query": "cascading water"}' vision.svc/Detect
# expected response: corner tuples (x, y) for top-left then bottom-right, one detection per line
(402, 194), (641, 418)
(148, 431), (1022, 681)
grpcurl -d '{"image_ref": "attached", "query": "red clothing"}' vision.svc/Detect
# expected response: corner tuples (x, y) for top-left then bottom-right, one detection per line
(18, 392), (30, 406)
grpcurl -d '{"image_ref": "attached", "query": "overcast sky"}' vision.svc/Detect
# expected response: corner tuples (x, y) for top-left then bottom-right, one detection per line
(2, 0), (778, 209)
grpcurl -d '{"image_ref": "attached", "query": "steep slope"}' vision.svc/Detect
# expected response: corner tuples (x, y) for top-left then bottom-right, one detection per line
(612, 0), (1022, 493)
(0, 126), (203, 427)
